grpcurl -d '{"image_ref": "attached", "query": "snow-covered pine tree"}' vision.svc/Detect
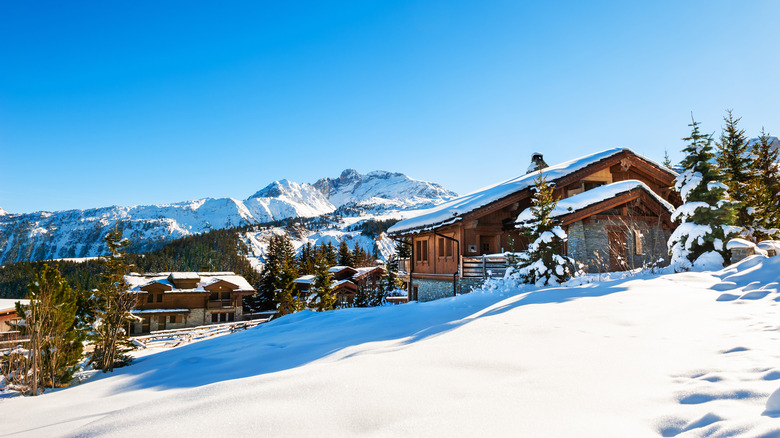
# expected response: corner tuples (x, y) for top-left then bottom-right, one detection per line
(668, 116), (740, 270)
(715, 110), (751, 229)
(514, 171), (575, 286)
(309, 252), (335, 311)
(746, 128), (780, 239)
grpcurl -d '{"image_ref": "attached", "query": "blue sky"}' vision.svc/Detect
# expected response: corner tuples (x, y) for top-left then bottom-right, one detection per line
(1, 1), (779, 213)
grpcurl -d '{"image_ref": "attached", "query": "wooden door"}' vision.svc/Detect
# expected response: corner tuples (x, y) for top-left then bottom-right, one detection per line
(607, 228), (628, 271)
(142, 317), (151, 333)
(158, 315), (166, 331)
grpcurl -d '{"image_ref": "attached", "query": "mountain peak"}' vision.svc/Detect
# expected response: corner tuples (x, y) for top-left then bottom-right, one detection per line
(248, 179), (297, 199)
(0, 206), (6, 216)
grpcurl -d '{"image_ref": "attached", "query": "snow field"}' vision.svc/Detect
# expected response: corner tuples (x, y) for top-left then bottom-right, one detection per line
(2, 257), (780, 437)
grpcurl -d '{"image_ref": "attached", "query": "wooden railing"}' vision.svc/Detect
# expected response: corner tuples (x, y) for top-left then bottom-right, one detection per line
(131, 318), (271, 349)
(462, 254), (508, 278)
(207, 300), (235, 309)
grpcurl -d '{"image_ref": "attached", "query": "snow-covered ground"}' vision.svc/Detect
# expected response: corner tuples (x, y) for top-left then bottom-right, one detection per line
(3, 257), (780, 437)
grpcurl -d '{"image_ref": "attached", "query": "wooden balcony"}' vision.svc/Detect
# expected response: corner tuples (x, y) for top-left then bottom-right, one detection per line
(462, 254), (508, 278)
(208, 300), (235, 310)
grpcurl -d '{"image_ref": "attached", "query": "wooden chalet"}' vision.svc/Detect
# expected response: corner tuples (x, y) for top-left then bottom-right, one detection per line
(125, 272), (255, 333)
(292, 265), (385, 308)
(388, 148), (679, 302)
(0, 299), (28, 334)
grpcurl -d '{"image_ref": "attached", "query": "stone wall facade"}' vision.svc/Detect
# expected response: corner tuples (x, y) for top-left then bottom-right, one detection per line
(567, 218), (670, 273)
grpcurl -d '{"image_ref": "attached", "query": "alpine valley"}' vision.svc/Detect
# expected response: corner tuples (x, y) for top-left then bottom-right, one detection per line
(0, 169), (457, 266)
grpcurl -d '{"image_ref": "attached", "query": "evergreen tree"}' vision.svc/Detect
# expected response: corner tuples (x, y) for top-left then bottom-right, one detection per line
(746, 128), (780, 239)
(395, 237), (411, 260)
(324, 242), (338, 266)
(272, 257), (304, 316)
(9, 265), (85, 395)
(309, 252), (335, 312)
(352, 243), (368, 267)
(297, 242), (315, 275)
(716, 110), (751, 229)
(91, 225), (136, 372)
(513, 171), (575, 285)
(662, 149), (673, 169)
(337, 240), (352, 266)
(668, 116), (740, 270)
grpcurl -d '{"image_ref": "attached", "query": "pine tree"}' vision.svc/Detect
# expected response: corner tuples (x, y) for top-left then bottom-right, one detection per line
(273, 257), (304, 316)
(746, 128), (780, 239)
(324, 242), (338, 266)
(662, 149), (673, 169)
(10, 265), (85, 395)
(91, 225), (136, 372)
(297, 242), (315, 275)
(668, 116), (740, 270)
(309, 252), (335, 312)
(514, 171), (575, 285)
(337, 240), (352, 266)
(715, 110), (751, 229)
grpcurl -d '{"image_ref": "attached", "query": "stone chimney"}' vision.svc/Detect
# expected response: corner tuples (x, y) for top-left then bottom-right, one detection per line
(526, 152), (548, 174)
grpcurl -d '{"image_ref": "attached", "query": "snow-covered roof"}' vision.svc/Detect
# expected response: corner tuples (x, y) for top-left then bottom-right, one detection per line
(388, 148), (671, 234)
(169, 272), (201, 281)
(726, 238), (758, 250)
(333, 279), (356, 289)
(328, 266), (356, 273)
(0, 299), (29, 313)
(515, 180), (675, 224)
(124, 272), (254, 293)
(293, 275), (316, 284)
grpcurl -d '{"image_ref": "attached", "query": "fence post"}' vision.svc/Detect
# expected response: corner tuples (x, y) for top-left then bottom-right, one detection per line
(482, 255), (486, 278)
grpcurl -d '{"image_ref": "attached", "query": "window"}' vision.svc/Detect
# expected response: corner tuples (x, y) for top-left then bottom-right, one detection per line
(156, 294), (163, 303)
(446, 239), (453, 257)
(221, 292), (230, 300)
(416, 241), (422, 261)
(220, 313), (227, 322)
(438, 238), (444, 257)
(438, 238), (454, 258)
(209, 292), (219, 300)
(583, 181), (605, 191)
(421, 240), (428, 262)
(169, 315), (176, 324)
(211, 313), (219, 323)
(481, 242), (490, 254)
(147, 294), (153, 303)
(228, 313), (235, 322)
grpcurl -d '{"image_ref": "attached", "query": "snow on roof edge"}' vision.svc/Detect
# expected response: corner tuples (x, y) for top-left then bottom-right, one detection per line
(514, 180), (675, 224)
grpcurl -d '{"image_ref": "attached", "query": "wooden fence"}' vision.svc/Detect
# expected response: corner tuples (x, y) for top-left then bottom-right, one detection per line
(130, 318), (271, 349)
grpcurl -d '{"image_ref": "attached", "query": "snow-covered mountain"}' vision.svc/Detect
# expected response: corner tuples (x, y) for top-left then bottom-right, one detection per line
(0, 170), (456, 265)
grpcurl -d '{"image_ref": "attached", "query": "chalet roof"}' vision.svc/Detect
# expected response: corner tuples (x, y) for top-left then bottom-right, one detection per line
(293, 275), (316, 284)
(514, 180), (675, 224)
(0, 299), (29, 313)
(388, 148), (675, 235)
(168, 272), (200, 281)
(328, 266), (357, 274)
(124, 272), (255, 294)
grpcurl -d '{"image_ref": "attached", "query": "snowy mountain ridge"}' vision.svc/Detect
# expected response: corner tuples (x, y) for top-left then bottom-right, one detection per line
(0, 169), (456, 265)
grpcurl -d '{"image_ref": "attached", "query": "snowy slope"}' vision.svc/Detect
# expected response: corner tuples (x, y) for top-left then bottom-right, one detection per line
(0, 170), (456, 265)
(3, 257), (780, 437)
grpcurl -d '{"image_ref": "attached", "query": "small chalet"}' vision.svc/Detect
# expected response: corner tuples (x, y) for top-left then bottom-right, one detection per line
(125, 272), (255, 333)
(292, 265), (385, 307)
(388, 148), (679, 302)
(0, 299), (29, 335)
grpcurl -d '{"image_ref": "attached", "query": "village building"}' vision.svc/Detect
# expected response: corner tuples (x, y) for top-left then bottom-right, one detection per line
(388, 148), (679, 302)
(0, 299), (29, 339)
(292, 265), (385, 307)
(124, 272), (255, 333)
